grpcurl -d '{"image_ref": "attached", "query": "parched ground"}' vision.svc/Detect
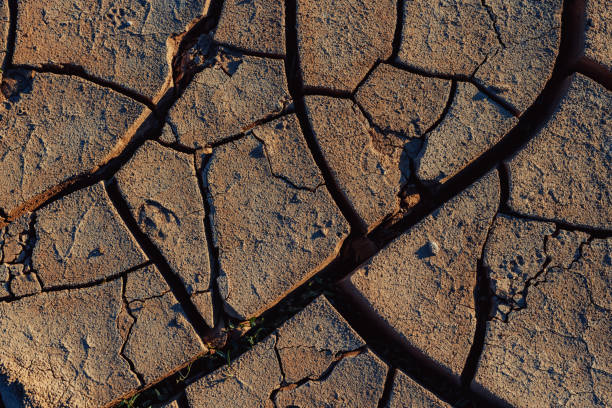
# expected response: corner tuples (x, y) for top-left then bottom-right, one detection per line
(0, 0), (610, 407)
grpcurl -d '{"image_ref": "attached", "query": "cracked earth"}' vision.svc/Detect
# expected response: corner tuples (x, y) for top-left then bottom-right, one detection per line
(0, 0), (610, 407)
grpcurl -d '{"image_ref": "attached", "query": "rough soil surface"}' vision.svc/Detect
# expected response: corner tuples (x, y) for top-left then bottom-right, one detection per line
(296, 0), (395, 92)
(585, 0), (611, 69)
(476, 236), (611, 407)
(0, 0), (610, 407)
(507, 74), (611, 229)
(13, 0), (208, 100)
(416, 82), (517, 183)
(214, 0), (285, 56)
(159, 50), (290, 149)
(350, 172), (499, 376)
(186, 297), (388, 407)
(204, 129), (348, 319)
(0, 72), (149, 215)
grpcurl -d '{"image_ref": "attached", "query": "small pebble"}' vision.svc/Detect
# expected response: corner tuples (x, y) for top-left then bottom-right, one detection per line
(427, 240), (440, 256)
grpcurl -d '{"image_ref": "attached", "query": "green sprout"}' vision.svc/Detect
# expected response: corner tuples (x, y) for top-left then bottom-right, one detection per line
(119, 394), (139, 408)
(176, 361), (193, 384)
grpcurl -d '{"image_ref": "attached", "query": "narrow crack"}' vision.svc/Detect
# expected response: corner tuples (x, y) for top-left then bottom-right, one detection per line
(269, 346), (367, 405)
(351, 60), (382, 97)
(499, 209), (612, 238)
(504, 231), (594, 308)
(155, 139), (197, 155)
(212, 41), (285, 60)
(0, 261), (151, 303)
(284, 0), (368, 234)
(104, 179), (213, 341)
(376, 368), (396, 408)
(480, 0), (506, 49)
(13, 63), (155, 110)
(460, 195), (501, 388)
(471, 78), (520, 117)
(238, 107), (296, 136)
(120, 274), (146, 388)
(423, 79), (457, 137)
(127, 289), (172, 306)
(301, 86), (353, 99)
(2, 0), (17, 72)
(253, 134), (325, 192)
(160, 107), (295, 154)
(353, 97), (409, 141)
(272, 333), (287, 384)
(573, 56), (612, 91)
(388, 59), (520, 117)
(193, 152), (224, 329)
(389, 0), (405, 61)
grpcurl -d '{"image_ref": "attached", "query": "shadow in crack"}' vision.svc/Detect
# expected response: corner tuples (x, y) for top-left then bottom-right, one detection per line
(0, 372), (26, 408)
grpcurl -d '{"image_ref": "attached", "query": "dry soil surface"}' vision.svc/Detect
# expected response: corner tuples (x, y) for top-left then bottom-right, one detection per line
(0, 1), (610, 407)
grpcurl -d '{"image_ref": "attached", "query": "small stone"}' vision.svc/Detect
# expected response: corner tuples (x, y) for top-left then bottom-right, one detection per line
(350, 171), (499, 376)
(2, 240), (24, 264)
(296, 0), (395, 92)
(428, 241), (439, 256)
(416, 82), (517, 183)
(9, 273), (41, 297)
(214, 0), (285, 55)
(160, 52), (290, 149)
(7, 264), (24, 277)
(403, 193), (421, 209)
(507, 74), (611, 228)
